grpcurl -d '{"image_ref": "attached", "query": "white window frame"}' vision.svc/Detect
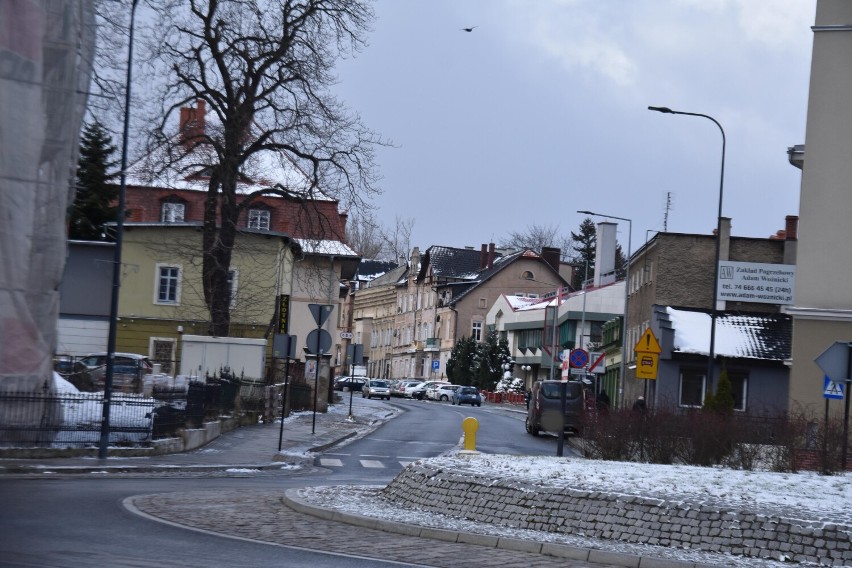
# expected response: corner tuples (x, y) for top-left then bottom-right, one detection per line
(227, 269), (239, 308)
(149, 337), (176, 375)
(247, 208), (270, 230)
(161, 202), (185, 223)
(471, 320), (483, 342)
(154, 263), (182, 305)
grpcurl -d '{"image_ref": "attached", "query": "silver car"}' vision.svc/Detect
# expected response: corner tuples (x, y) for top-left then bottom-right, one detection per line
(362, 379), (391, 400)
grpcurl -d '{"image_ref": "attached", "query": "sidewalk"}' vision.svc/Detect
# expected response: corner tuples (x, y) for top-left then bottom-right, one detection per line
(0, 395), (395, 476)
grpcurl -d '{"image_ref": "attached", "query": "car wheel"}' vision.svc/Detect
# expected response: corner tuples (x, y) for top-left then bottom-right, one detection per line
(525, 416), (540, 437)
(477, 403), (481, 407)
(440, 395), (448, 401)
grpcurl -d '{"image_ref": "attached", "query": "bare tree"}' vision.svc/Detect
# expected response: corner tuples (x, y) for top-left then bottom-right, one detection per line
(500, 223), (574, 257)
(346, 209), (384, 259)
(380, 215), (415, 262)
(127, 0), (384, 336)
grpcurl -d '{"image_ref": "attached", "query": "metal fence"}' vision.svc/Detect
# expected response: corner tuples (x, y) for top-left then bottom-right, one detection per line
(0, 390), (155, 447)
(0, 376), (273, 448)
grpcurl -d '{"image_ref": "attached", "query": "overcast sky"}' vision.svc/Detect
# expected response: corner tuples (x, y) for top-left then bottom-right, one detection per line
(333, 0), (817, 256)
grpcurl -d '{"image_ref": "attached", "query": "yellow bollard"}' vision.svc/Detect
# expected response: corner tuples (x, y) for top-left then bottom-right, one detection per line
(462, 416), (479, 452)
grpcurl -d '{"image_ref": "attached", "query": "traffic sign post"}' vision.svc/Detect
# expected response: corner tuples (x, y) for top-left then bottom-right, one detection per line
(814, 341), (852, 471)
(634, 329), (661, 381)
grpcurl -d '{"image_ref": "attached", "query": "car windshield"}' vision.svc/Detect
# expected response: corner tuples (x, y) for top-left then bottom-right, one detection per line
(371, 381), (388, 387)
(460, 387), (477, 394)
(540, 382), (583, 399)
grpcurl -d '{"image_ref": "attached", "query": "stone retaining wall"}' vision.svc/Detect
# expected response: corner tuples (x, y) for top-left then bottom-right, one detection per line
(381, 462), (852, 566)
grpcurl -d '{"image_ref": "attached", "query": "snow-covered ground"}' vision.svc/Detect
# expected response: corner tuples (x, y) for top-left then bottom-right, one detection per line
(52, 373), (155, 445)
(297, 421), (852, 568)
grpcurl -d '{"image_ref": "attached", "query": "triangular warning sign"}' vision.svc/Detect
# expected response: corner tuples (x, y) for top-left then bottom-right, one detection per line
(634, 328), (661, 354)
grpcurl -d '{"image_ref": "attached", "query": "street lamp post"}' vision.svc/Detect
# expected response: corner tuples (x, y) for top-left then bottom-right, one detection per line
(648, 106), (726, 390)
(577, 211), (631, 408)
(99, 0), (140, 460)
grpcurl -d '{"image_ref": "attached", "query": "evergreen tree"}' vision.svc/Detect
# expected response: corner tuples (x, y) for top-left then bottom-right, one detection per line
(704, 368), (735, 415)
(474, 331), (512, 390)
(570, 217), (597, 290)
(69, 121), (118, 240)
(446, 335), (477, 385)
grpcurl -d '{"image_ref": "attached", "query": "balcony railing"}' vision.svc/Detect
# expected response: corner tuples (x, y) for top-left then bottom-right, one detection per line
(425, 338), (439, 351)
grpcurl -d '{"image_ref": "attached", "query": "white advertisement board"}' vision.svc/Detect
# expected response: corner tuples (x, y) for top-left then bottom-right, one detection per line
(717, 261), (796, 305)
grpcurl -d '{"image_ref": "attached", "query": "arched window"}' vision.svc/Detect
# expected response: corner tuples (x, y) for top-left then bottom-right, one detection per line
(521, 270), (535, 280)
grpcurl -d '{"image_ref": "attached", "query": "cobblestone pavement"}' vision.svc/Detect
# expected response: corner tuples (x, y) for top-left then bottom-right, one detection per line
(128, 490), (627, 568)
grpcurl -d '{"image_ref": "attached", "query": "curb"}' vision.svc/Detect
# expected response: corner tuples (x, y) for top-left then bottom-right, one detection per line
(281, 489), (715, 568)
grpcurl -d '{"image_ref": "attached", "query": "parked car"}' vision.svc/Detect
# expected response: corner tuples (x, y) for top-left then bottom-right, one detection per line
(402, 381), (425, 398)
(334, 376), (367, 392)
(452, 386), (482, 407)
(392, 380), (415, 397)
(525, 380), (584, 436)
(409, 381), (448, 400)
(362, 378), (391, 400)
(429, 384), (460, 401)
(78, 352), (153, 392)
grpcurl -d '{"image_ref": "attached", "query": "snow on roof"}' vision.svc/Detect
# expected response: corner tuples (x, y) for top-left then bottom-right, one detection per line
(126, 124), (335, 201)
(295, 238), (358, 257)
(666, 307), (791, 361)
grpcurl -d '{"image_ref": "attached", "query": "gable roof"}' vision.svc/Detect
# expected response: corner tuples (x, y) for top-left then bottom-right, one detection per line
(418, 245), (500, 280)
(663, 306), (791, 362)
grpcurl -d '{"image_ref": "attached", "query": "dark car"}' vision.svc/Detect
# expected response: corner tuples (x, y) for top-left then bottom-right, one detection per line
(334, 376), (367, 392)
(525, 380), (584, 436)
(451, 386), (482, 407)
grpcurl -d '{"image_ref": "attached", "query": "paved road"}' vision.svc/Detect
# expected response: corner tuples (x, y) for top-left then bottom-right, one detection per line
(129, 489), (623, 568)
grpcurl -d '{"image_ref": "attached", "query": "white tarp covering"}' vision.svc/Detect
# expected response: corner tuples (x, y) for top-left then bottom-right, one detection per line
(0, 0), (94, 413)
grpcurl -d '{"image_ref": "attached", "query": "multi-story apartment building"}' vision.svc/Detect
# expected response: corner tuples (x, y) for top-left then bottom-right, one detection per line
(352, 244), (572, 380)
(104, 101), (359, 376)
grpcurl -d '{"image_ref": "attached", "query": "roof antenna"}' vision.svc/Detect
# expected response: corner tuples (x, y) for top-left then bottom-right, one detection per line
(663, 192), (672, 232)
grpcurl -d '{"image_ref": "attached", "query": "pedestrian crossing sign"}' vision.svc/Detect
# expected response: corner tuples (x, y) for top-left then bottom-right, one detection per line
(823, 376), (845, 400)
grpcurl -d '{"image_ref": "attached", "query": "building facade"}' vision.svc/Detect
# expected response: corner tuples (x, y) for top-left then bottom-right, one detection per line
(786, 0), (852, 416)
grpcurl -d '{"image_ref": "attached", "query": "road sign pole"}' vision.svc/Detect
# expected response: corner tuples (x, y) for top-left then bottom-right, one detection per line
(557, 381), (566, 458)
(843, 344), (852, 471)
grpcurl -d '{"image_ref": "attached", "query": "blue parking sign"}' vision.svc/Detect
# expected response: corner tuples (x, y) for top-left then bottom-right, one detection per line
(432, 360), (440, 371)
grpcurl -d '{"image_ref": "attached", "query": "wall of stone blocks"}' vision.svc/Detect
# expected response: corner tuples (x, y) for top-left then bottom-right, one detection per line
(381, 462), (852, 565)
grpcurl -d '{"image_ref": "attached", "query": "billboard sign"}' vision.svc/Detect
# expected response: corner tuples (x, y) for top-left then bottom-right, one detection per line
(717, 261), (795, 305)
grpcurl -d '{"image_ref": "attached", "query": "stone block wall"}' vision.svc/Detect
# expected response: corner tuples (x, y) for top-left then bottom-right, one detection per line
(382, 462), (852, 565)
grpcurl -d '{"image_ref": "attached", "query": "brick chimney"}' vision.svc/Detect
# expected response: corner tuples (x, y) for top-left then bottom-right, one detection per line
(784, 215), (799, 241)
(540, 247), (561, 273)
(783, 215), (798, 265)
(487, 243), (495, 269)
(480, 244), (488, 270)
(179, 99), (206, 150)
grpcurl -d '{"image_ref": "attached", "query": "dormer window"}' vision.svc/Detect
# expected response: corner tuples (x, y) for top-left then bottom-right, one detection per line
(160, 198), (186, 223)
(248, 208), (270, 230)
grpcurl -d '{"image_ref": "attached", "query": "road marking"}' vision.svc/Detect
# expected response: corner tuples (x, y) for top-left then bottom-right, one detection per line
(359, 459), (385, 468)
(319, 458), (343, 467)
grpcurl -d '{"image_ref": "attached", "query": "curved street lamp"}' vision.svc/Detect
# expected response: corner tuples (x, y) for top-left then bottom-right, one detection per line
(648, 105), (726, 392)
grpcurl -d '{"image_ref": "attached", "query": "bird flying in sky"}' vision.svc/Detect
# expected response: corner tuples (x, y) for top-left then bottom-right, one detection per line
(461, 26), (478, 32)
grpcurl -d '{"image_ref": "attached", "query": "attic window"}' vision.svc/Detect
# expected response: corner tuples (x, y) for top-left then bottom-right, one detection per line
(248, 208), (270, 230)
(522, 270), (534, 280)
(160, 197), (186, 223)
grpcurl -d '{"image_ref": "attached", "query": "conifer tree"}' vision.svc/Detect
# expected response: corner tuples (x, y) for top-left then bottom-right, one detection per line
(571, 217), (597, 290)
(446, 335), (477, 385)
(69, 121), (118, 240)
